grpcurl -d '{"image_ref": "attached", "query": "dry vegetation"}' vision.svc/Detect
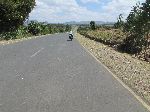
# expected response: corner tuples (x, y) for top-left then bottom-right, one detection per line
(78, 27), (150, 62)
(80, 28), (126, 46)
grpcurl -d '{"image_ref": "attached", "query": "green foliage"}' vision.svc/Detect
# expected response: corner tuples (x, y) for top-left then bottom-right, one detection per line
(27, 22), (71, 35)
(49, 24), (71, 34)
(0, 21), (72, 40)
(90, 21), (96, 30)
(15, 26), (30, 39)
(40, 25), (50, 35)
(0, 32), (17, 40)
(28, 21), (41, 35)
(65, 24), (71, 32)
(0, 0), (35, 32)
(57, 25), (65, 33)
(114, 14), (124, 29)
(0, 26), (30, 40)
(0, 0), (71, 40)
(77, 1), (150, 61)
(123, 0), (150, 54)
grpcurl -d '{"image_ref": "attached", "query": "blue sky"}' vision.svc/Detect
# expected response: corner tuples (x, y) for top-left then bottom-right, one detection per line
(29, 0), (145, 23)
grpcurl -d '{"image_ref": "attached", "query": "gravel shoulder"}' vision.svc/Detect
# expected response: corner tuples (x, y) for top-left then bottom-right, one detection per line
(76, 33), (150, 105)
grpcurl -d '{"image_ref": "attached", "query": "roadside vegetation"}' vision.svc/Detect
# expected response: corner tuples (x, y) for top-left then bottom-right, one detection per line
(78, 0), (150, 62)
(0, 0), (71, 41)
(77, 0), (150, 105)
(78, 26), (125, 46)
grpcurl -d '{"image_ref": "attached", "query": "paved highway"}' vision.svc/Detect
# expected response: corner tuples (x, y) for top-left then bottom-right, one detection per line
(0, 33), (149, 112)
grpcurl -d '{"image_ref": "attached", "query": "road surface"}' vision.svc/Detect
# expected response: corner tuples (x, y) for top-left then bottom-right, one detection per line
(0, 33), (149, 112)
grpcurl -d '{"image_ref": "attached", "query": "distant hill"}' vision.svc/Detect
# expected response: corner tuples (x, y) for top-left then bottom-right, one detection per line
(64, 21), (115, 25)
(24, 20), (115, 25)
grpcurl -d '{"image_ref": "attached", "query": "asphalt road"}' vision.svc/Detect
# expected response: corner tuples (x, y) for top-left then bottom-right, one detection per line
(0, 33), (149, 112)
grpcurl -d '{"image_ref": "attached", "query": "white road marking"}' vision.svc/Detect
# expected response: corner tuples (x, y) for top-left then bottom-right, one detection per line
(30, 48), (44, 58)
(57, 57), (61, 62)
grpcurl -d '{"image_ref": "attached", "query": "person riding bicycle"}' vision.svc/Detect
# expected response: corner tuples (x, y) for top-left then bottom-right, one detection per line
(69, 31), (73, 38)
(69, 31), (73, 41)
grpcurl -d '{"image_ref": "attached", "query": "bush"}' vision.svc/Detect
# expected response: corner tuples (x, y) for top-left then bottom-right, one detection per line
(0, 19), (72, 40)
(39, 23), (51, 35)
(90, 21), (96, 30)
(123, 0), (150, 54)
(28, 21), (42, 35)
(15, 26), (30, 39)
(65, 24), (71, 32)
(0, 26), (30, 40)
(0, 32), (17, 40)
(114, 14), (124, 29)
(119, 34), (146, 54)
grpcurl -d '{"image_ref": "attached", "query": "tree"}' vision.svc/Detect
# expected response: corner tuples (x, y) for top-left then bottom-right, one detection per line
(140, 0), (150, 58)
(0, 0), (35, 32)
(114, 14), (124, 29)
(90, 21), (96, 30)
(65, 24), (71, 32)
(123, 0), (150, 54)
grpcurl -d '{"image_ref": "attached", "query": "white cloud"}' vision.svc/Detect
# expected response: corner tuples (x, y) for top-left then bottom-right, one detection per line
(29, 0), (103, 23)
(80, 0), (100, 4)
(102, 0), (145, 21)
(29, 0), (145, 23)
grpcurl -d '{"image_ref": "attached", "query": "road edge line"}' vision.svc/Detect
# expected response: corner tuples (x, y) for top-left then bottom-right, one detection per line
(77, 39), (150, 111)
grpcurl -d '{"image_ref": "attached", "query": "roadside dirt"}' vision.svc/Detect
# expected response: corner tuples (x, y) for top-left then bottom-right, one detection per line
(76, 33), (150, 105)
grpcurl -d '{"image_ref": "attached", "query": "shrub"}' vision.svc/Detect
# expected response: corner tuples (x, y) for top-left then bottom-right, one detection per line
(28, 21), (41, 35)
(114, 14), (124, 29)
(90, 21), (96, 30)
(65, 24), (71, 32)
(123, 0), (150, 54)
(0, 32), (17, 40)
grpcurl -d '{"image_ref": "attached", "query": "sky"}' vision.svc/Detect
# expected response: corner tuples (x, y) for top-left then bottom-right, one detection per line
(29, 0), (145, 23)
